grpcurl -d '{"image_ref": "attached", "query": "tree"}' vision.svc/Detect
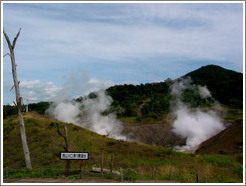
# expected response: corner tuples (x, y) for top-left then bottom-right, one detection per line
(3, 28), (32, 170)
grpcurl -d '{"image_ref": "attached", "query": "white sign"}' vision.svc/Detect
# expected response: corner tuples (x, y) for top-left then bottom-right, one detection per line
(61, 152), (89, 160)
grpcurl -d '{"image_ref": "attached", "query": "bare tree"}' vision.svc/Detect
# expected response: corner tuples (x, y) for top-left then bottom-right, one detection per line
(3, 28), (32, 170)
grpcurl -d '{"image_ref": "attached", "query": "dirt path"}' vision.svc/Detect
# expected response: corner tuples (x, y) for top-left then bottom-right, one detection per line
(136, 98), (151, 116)
(3, 178), (179, 183)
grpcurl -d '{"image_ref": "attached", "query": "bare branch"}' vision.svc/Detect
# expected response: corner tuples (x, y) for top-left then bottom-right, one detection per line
(3, 53), (10, 57)
(9, 81), (20, 91)
(13, 101), (17, 107)
(12, 28), (21, 49)
(10, 85), (15, 91)
(3, 28), (12, 50)
(57, 126), (66, 139)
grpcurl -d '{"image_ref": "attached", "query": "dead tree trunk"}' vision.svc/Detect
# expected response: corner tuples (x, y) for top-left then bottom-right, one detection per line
(56, 123), (70, 174)
(3, 28), (32, 170)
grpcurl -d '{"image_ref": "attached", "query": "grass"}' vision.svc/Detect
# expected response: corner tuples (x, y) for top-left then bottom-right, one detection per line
(3, 112), (243, 183)
(201, 155), (236, 167)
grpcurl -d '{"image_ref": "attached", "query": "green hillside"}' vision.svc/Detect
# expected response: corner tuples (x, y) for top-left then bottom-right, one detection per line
(106, 65), (243, 122)
(184, 65), (243, 108)
(3, 112), (243, 183)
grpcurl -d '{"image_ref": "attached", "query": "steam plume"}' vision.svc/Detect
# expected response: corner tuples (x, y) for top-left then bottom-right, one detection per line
(170, 77), (225, 149)
(46, 74), (125, 140)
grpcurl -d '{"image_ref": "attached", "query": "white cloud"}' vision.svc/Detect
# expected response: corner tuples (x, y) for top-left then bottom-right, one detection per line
(3, 3), (243, 104)
(20, 80), (61, 102)
(19, 75), (116, 103)
(3, 3), (243, 64)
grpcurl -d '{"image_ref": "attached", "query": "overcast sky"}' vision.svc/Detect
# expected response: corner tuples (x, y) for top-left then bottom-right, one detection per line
(2, 2), (244, 104)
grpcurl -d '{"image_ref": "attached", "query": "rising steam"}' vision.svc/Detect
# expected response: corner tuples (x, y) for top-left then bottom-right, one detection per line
(46, 74), (126, 140)
(170, 77), (225, 149)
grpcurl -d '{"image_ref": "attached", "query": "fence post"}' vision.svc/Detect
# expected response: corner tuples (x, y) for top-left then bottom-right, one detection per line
(110, 153), (114, 174)
(101, 152), (104, 177)
(80, 160), (83, 179)
(204, 177), (207, 183)
(152, 167), (156, 180)
(6, 166), (8, 178)
(169, 167), (172, 180)
(65, 160), (68, 177)
(41, 167), (44, 178)
(120, 167), (123, 182)
(196, 173), (199, 183)
(128, 168), (130, 181)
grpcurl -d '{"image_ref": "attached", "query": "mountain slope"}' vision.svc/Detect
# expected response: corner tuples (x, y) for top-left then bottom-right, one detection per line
(184, 65), (243, 108)
(106, 64), (243, 120)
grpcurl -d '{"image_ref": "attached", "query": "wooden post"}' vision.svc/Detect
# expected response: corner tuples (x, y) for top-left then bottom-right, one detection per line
(3, 28), (32, 170)
(196, 173), (199, 183)
(120, 167), (123, 182)
(80, 160), (83, 179)
(101, 152), (104, 177)
(41, 167), (44, 178)
(128, 168), (130, 181)
(65, 160), (68, 177)
(204, 177), (207, 183)
(6, 166), (8, 178)
(169, 167), (172, 180)
(152, 167), (156, 180)
(110, 153), (114, 174)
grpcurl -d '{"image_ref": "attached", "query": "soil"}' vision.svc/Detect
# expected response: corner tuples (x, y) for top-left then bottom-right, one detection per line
(195, 120), (243, 155)
(122, 122), (186, 147)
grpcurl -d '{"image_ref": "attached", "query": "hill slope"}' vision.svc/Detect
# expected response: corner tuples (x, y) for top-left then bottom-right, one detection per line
(3, 112), (243, 183)
(106, 65), (243, 120)
(195, 120), (243, 155)
(184, 65), (243, 108)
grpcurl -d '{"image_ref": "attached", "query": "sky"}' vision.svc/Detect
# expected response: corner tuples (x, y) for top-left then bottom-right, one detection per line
(2, 2), (244, 105)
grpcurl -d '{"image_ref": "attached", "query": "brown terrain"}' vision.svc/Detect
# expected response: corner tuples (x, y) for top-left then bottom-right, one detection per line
(195, 120), (243, 155)
(122, 122), (185, 147)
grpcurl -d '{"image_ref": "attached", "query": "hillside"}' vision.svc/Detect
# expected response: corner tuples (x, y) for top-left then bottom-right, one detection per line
(184, 65), (243, 108)
(3, 112), (243, 183)
(106, 65), (243, 121)
(195, 120), (243, 155)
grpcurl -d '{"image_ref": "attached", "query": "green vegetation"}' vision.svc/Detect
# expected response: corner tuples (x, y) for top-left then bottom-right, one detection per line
(3, 102), (50, 119)
(185, 65), (243, 109)
(105, 65), (242, 120)
(3, 112), (243, 183)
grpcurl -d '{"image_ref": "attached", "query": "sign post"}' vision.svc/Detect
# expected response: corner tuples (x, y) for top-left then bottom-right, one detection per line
(60, 152), (89, 177)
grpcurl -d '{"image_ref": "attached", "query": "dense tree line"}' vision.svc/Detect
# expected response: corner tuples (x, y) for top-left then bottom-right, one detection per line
(3, 102), (50, 119)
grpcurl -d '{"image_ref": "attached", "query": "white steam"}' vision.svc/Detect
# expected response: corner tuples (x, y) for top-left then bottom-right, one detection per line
(46, 74), (125, 140)
(198, 85), (211, 99)
(171, 78), (225, 149)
